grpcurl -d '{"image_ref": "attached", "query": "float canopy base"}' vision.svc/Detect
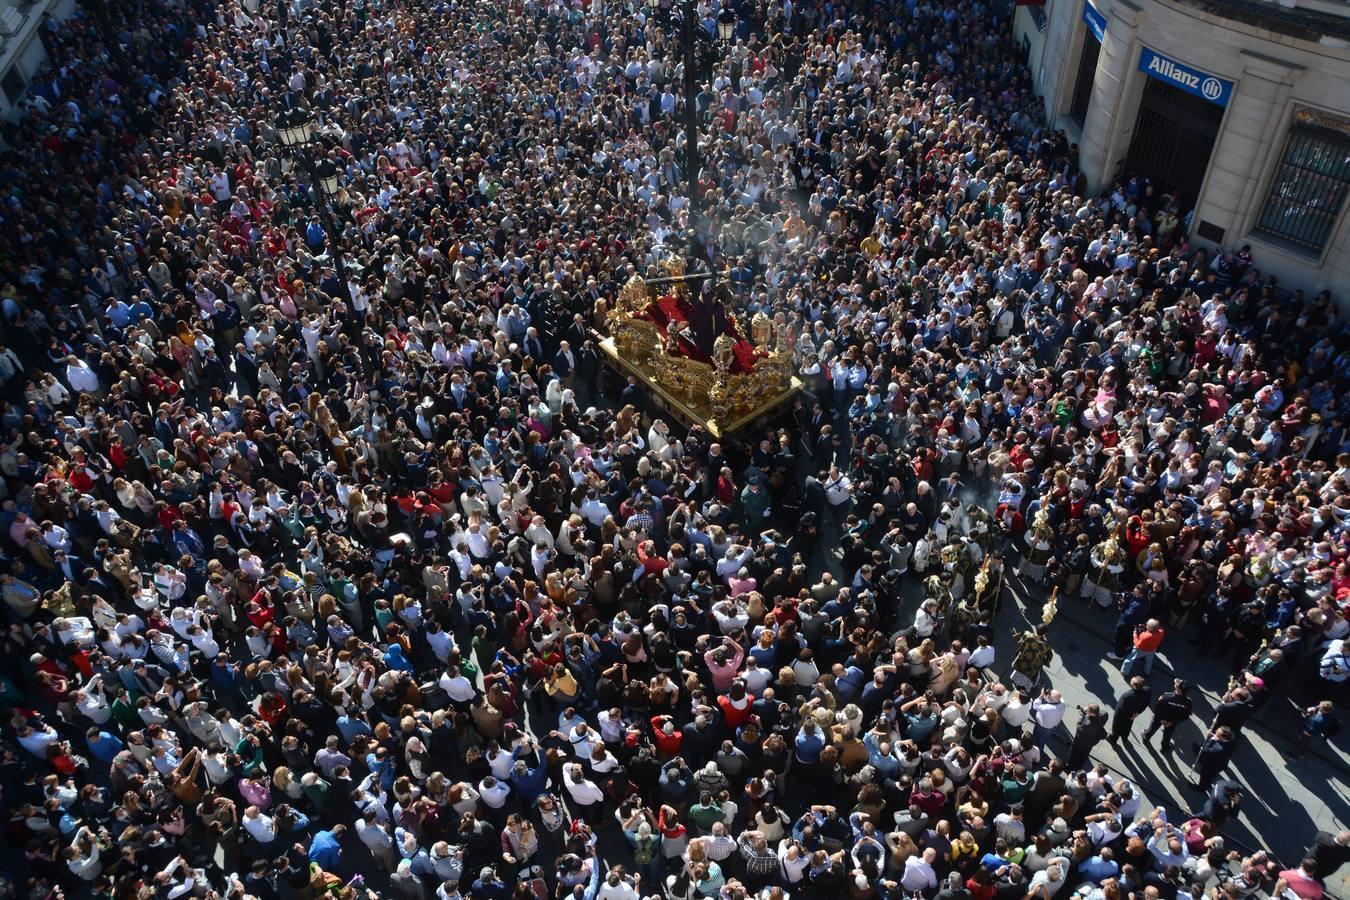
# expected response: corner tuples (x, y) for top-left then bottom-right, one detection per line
(597, 335), (803, 440)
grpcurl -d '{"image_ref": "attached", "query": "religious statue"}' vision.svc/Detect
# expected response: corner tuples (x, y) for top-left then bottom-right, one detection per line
(598, 255), (802, 436)
(939, 540), (974, 602)
(630, 257), (760, 373)
(750, 310), (773, 346)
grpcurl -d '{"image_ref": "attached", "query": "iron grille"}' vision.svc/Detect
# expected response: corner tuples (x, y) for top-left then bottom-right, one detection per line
(1253, 127), (1350, 255)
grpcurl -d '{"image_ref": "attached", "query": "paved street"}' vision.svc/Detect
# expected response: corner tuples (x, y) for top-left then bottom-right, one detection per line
(991, 570), (1348, 898)
(804, 480), (1350, 898)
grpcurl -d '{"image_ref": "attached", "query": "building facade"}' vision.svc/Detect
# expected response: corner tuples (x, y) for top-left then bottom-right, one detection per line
(1016, 0), (1350, 297)
(0, 0), (73, 121)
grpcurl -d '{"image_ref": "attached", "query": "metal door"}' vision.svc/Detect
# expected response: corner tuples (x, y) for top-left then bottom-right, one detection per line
(1123, 78), (1224, 209)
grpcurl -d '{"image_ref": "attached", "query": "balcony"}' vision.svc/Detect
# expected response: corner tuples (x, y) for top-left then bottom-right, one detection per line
(1176, 0), (1350, 43)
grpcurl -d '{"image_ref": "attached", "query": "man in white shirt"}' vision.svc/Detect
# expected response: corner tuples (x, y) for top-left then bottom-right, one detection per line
(715, 545), (754, 582)
(426, 621), (455, 663)
(64, 356), (101, 396)
(201, 748), (232, 786)
(968, 636), (996, 670)
(1002, 691), (1033, 730)
(741, 658), (771, 695)
(242, 806), (276, 845)
(1146, 823), (1190, 868)
(54, 616), (94, 648)
(911, 599), (940, 639)
(562, 764), (604, 818)
(439, 666), (477, 704)
(900, 848), (938, 893)
(596, 871), (640, 900)
(597, 708), (627, 745)
(73, 682), (112, 725)
(478, 775), (511, 811)
(16, 722), (60, 759)
(1031, 689), (1067, 752)
(824, 466), (853, 523)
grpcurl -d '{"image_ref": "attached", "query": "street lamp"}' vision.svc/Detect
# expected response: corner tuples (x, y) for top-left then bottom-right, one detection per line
(647, 0), (735, 257)
(274, 107), (349, 295)
(313, 159), (342, 198)
(275, 107), (314, 148)
(716, 7), (736, 43)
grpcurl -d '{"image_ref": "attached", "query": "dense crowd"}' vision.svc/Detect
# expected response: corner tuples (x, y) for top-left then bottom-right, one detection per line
(0, 0), (1347, 897)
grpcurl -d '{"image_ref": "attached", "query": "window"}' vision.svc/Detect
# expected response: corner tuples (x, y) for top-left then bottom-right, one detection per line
(1253, 120), (1350, 255)
(0, 66), (25, 106)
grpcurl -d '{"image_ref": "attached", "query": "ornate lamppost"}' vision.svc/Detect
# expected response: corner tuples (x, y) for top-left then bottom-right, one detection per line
(275, 107), (349, 293)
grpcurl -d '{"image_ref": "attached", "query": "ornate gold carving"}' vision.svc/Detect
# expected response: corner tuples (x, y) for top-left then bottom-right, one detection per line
(602, 258), (800, 432)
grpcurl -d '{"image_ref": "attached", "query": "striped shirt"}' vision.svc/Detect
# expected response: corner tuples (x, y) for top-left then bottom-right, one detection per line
(738, 835), (782, 879)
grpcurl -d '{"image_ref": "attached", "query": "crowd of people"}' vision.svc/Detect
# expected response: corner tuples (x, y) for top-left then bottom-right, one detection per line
(0, 0), (1347, 896)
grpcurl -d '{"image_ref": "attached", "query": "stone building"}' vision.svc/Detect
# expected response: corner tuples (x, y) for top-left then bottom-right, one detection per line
(1016, 0), (1350, 296)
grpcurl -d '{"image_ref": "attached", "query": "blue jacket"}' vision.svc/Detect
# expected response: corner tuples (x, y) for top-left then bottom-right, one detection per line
(509, 751), (548, 802)
(308, 829), (342, 869)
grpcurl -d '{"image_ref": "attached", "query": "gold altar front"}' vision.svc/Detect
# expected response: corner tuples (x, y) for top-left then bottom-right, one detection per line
(596, 271), (803, 440)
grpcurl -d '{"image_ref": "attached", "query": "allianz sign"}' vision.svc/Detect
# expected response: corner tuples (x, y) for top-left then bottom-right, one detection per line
(1138, 47), (1233, 107)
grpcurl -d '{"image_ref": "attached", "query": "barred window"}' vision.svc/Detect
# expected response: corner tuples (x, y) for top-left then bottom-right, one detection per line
(1253, 124), (1350, 255)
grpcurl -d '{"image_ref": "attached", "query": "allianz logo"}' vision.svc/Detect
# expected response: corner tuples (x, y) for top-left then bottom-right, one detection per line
(1147, 55), (1223, 100)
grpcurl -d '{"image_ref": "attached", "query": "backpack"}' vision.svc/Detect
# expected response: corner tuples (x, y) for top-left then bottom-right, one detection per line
(633, 836), (656, 865)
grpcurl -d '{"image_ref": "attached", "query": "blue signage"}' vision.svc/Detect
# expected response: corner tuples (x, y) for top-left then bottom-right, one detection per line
(1138, 47), (1233, 107)
(1082, 1), (1106, 42)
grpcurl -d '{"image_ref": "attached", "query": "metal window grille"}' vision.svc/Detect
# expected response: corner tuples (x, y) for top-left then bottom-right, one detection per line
(1253, 126), (1350, 255)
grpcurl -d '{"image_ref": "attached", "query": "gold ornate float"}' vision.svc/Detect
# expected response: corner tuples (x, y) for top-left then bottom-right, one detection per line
(597, 263), (802, 439)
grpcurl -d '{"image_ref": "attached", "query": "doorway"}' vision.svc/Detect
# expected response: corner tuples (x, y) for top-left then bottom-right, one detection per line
(1123, 77), (1224, 209)
(1068, 33), (1100, 127)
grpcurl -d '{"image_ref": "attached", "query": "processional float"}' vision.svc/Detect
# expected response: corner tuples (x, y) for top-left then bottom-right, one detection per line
(596, 258), (802, 438)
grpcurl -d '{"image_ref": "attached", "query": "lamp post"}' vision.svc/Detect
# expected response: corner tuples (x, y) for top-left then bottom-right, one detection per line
(680, 0), (700, 236)
(647, 0), (734, 254)
(716, 7), (736, 42)
(275, 107), (349, 297)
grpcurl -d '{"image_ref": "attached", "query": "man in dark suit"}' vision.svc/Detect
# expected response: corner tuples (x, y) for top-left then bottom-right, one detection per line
(522, 327), (545, 363)
(81, 566), (120, 605)
(233, 342), (259, 396)
(1068, 704), (1110, 769)
(576, 340), (601, 404)
(552, 340), (576, 385)
(803, 402), (826, 455)
(563, 313), (589, 353)
(52, 550), (88, 587)
(801, 473), (827, 520)
(619, 375), (645, 413)
(1109, 676), (1152, 748)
